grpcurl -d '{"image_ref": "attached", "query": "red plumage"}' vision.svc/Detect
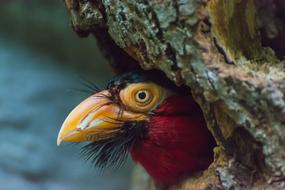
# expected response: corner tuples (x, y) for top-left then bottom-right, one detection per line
(131, 96), (215, 184)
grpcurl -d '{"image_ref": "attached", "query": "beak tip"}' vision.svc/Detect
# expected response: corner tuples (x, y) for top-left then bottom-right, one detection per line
(57, 136), (62, 146)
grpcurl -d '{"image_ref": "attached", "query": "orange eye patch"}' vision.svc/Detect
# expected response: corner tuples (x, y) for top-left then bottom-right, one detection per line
(119, 83), (170, 113)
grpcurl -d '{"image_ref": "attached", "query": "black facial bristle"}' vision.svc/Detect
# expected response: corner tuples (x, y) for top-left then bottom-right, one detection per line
(80, 122), (147, 170)
(79, 76), (102, 95)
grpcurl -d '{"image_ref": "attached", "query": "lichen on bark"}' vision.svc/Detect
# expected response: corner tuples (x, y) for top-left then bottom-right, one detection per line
(64, 0), (285, 189)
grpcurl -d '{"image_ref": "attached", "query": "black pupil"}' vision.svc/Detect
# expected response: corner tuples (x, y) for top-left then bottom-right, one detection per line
(138, 92), (146, 100)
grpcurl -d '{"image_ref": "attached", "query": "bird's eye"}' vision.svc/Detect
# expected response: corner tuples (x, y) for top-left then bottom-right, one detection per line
(119, 82), (168, 113)
(135, 90), (150, 103)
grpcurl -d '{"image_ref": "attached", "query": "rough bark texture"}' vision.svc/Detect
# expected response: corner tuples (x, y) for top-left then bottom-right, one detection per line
(64, 0), (285, 189)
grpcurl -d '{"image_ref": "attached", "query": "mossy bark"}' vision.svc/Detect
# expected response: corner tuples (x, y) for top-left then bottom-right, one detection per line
(64, 0), (285, 189)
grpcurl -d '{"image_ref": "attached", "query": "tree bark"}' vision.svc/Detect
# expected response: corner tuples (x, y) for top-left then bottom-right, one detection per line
(64, 0), (285, 189)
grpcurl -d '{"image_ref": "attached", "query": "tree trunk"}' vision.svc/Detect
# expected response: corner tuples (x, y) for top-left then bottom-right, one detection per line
(64, 0), (285, 189)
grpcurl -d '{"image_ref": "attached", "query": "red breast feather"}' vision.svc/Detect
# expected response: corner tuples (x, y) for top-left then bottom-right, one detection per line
(130, 96), (216, 184)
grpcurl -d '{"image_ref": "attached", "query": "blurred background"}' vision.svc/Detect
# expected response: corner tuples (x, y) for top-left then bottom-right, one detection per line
(0, 1), (133, 190)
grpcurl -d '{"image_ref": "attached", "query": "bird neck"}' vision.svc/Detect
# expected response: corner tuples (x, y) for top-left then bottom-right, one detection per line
(130, 95), (215, 184)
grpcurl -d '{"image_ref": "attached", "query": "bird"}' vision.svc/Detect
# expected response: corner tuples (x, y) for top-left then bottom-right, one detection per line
(57, 70), (216, 186)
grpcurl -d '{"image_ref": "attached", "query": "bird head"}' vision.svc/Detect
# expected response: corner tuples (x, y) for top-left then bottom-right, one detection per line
(57, 71), (215, 183)
(57, 71), (175, 144)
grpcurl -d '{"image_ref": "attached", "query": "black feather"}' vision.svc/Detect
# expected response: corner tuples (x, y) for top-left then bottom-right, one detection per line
(107, 70), (188, 95)
(80, 121), (147, 170)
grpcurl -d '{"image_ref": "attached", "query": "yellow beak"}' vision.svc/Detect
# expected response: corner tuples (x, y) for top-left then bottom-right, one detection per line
(57, 90), (147, 146)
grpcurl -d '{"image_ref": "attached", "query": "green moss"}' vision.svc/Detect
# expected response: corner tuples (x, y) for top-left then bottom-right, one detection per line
(245, 0), (256, 39)
(208, 0), (265, 63)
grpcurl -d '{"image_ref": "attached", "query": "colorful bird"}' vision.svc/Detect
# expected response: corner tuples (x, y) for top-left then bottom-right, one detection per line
(57, 71), (215, 186)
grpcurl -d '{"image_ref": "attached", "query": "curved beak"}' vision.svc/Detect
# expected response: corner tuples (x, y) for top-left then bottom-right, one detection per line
(57, 90), (147, 146)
